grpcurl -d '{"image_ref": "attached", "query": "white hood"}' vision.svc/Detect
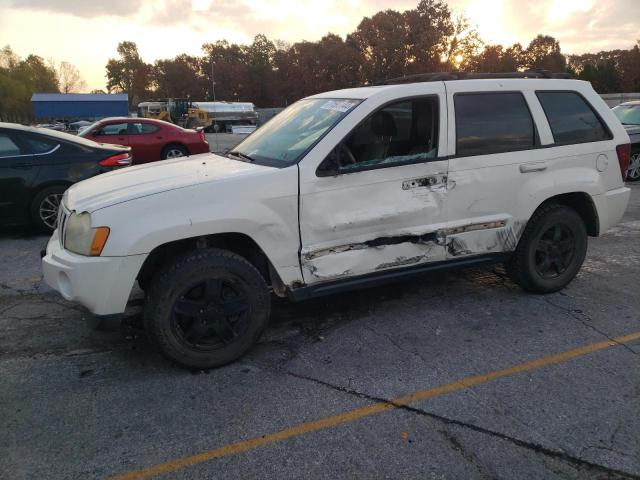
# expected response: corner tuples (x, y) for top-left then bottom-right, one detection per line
(64, 153), (273, 213)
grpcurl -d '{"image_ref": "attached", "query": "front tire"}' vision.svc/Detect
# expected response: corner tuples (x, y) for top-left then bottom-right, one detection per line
(144, 248), (270, 369)
(506, 204), (587, 293)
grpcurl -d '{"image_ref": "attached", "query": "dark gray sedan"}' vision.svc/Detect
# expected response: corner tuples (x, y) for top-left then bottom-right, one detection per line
(612, 101), (640, 181)
(0, 123), (132, 232)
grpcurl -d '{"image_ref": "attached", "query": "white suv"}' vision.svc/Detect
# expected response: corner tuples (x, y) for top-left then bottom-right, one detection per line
(42, 74), (631, 369)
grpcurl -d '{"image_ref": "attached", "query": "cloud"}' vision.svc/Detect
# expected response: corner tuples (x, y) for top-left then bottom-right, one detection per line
(1, 0), (144, 17)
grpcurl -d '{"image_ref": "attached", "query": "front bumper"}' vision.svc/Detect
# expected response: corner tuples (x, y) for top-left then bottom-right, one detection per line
(42, 233), (146, 315)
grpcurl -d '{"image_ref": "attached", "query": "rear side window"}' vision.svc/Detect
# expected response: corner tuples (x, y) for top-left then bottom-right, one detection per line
(22, 134), (59, 154)
(455, 93), (537, 157)
(536, 91), (611, 144)
(96, 123), (128, 136)
(130, 122), (159, 134)
(0, 133), (22, 157)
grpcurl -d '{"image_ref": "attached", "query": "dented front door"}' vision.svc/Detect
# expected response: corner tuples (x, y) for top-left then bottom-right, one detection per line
(298, 93), (449, 285)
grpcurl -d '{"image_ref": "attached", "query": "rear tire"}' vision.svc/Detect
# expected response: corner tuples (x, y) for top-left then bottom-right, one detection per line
(506, 203), (587, 293)
(144, 248), (270, 369)
(161, 144), (188, 160)
(628, 151), (640, 182)
(30, 185), (66, 233)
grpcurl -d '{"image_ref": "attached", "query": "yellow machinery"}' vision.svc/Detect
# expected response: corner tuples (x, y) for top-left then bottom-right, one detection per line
(137, 99), (209, 129)
(138, 99), (258, 132)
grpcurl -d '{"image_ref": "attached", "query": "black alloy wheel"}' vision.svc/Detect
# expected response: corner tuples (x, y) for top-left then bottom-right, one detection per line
(533, 224), (576, 279)
(171, 278), (251, 351)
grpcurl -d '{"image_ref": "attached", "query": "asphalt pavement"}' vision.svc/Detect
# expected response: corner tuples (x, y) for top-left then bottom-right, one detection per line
(1, 185), (639, 479)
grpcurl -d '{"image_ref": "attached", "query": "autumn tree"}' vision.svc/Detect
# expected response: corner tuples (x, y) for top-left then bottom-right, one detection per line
(348, 9), (411, 82)
(57, 61), (86, 93)
(153, 54), (206, 99)
(469, 44), (524, 72)
(524, 35), (566, 72)
(0, 46), (58, 122)
(106, 41), (151, 108)
(202, 40), (251, 101)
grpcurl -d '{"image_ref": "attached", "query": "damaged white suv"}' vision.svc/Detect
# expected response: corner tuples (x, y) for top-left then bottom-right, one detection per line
(43, 73), (631, 369)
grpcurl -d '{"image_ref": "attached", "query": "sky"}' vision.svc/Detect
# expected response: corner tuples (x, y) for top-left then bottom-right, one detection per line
(0, 0), (638, 91)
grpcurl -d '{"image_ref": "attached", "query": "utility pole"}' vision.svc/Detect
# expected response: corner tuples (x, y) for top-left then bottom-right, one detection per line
(211, 60), (219, 152)
(211, 61), (217, 102)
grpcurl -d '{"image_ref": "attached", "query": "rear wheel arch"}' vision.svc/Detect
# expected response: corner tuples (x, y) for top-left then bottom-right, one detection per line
(161, 143), (189, 159)
(29, 182), (72, 231)
(533, 192), (599, 237)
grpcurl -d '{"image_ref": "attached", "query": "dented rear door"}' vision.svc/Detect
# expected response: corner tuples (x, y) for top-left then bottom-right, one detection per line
(298, 87), (449, 285)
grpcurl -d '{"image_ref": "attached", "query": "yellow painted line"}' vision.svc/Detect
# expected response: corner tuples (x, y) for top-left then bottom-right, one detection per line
(111, 331), (640, 480)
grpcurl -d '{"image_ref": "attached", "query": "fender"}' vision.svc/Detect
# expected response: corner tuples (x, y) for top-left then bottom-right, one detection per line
(92, 165), (303, 285)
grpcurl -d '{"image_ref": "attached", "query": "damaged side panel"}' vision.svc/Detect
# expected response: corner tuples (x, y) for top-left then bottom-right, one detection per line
(301, 236), (443, 281)
(445, 220), (526, 258)
(300, 219), (527, 283)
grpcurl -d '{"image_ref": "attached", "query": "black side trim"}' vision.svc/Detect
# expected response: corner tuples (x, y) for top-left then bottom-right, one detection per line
(288, 253), (508, 301)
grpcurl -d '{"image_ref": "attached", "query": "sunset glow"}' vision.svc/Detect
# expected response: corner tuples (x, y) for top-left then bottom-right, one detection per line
(0, 0), (637, 90)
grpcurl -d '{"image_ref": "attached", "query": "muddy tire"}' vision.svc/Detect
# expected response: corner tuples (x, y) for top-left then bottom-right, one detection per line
(506, 203), (587, 293)
(144, 248), (270, 369)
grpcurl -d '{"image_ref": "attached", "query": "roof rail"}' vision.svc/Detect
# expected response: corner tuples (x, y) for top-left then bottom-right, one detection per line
(376, 70), (573, 85)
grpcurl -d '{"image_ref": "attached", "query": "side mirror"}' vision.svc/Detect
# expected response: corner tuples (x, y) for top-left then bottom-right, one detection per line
(316, 147), (341, 177)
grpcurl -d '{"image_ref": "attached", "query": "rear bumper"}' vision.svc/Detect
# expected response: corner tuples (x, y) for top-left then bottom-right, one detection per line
(42, 233), (146, 315)
(593, 186), (631, 234)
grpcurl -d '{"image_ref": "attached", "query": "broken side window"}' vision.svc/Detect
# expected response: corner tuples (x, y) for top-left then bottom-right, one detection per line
(321, 96), (439, 174)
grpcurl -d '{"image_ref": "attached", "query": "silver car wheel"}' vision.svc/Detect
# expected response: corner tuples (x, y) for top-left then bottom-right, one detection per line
(628, 153), (640, 181)
(40, 193), (62, 229)
(166, 148), (185, 159)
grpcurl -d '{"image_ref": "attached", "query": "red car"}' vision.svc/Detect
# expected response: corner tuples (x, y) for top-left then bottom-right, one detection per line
(79, 117), (209, 164)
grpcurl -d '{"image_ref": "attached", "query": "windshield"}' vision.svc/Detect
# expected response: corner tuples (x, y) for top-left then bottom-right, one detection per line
(230, 98), (361, 166)
(612, 104), (640, 126)
(77, 121), (100, 137)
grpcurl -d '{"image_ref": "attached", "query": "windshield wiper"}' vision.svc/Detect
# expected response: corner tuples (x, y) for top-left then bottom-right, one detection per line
(228, 151), (255, 162)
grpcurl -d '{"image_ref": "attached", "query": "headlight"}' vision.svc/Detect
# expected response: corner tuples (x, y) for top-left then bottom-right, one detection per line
(64, 212), (110, 256)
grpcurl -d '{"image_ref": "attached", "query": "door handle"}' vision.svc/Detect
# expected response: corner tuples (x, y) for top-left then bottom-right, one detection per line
(402, 174), (447, 190)
(10, 164), (33, 170)
(520, 162), (547, 173)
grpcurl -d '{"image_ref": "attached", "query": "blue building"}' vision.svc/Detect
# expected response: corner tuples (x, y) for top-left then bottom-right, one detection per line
(31, 93), (129, 120)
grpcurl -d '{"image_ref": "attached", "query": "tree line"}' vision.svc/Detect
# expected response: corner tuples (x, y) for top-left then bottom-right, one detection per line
(0, 45), (91, 122)
(3, 0), (640, 122)
(106, 0), (640, 109)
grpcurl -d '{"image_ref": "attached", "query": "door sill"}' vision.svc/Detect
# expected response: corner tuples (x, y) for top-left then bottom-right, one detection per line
(288, 253), (508, 301)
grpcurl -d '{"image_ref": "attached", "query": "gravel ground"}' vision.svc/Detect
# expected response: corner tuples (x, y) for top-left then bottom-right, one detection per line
(0, 184), (639, 480)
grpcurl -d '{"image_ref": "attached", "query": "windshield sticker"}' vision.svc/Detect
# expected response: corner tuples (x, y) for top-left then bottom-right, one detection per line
(320, 100), (357, 113)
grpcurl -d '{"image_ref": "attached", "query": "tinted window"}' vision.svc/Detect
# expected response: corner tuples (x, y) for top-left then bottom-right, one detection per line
(0, 133), (22, 157)
(319, 97), (438, 174)
(130, 122), (159, 134)
(455, 93), (536, 156)
(22, 134), (59, 154)
(537, 92), (610, 144)
(96, 123), (128, 136)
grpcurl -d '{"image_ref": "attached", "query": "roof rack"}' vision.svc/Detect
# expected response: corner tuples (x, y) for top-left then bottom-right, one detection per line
(376, 69), (573, 85)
